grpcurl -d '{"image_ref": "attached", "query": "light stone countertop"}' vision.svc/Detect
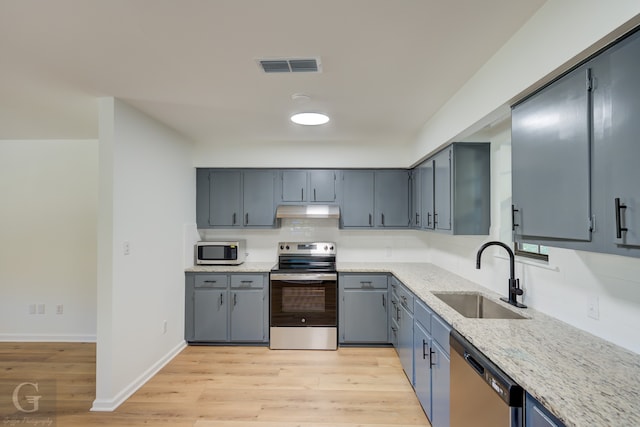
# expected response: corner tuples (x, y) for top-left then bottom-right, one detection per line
(184, 261), (640, 426)
(338, 262), (640, 427)
(185, 262), (276, 273)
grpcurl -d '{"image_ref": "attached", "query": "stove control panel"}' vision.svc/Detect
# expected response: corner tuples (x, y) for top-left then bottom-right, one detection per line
(277, 242), (336, 256)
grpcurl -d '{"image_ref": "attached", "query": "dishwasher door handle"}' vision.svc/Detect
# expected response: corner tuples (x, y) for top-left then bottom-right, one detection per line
(464, 351), (485, 376)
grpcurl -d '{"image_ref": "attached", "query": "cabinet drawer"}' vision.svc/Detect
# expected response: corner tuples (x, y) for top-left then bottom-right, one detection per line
(414, 299), (432, 333)
(230, 274), (265, 289)
(432, 314), (451, 354)
(340, 274), (388, 289)
(393, 280), (414, 313)
(194, 274), (228, 288)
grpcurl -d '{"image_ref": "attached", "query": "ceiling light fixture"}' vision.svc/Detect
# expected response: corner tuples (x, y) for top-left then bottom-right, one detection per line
(290, 112), (330, 126)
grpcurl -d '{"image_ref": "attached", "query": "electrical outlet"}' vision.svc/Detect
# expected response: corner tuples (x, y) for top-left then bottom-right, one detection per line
(28, 304), (36, 315)
(56, 304), (64, 315)
(587, 296), (600, 320)
(37, 304), (45, 315)
(123, 241), (131, 256)
(162, 320), (168, 335)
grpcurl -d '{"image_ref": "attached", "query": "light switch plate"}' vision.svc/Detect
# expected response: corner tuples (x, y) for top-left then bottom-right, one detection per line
(587, 295), (599, 320)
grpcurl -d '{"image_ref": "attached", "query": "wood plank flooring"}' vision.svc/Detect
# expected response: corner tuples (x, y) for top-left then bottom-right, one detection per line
(0, 343), (430, 426)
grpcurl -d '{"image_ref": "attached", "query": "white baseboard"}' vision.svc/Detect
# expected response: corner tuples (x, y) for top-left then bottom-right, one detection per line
(90, 340), (187, 412)
(0, 333), (97, 342)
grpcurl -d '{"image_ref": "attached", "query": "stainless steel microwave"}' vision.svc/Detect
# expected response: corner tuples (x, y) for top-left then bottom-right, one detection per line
(195, 240), (246, 265)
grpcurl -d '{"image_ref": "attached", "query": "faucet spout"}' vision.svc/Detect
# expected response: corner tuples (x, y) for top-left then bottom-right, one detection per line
(475, 241), (526, 309)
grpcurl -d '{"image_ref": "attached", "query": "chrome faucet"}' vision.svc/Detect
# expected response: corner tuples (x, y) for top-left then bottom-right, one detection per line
(476, 241), (527, 308)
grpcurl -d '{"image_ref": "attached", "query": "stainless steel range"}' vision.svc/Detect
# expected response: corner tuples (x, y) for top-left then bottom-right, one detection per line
(269, 242), (337, 350)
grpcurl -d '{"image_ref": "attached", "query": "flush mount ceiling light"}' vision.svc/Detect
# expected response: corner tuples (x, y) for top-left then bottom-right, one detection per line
(290, 112), (330, 126)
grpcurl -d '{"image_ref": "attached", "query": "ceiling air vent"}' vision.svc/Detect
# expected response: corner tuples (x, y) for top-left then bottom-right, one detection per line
(258, 58), (321, 73)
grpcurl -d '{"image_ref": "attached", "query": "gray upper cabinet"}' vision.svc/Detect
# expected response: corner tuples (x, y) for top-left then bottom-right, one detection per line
(280, 169), (337, 203)
(209, 170), (242, 227)
(603, 30), (640, 250)
(243, 170), (276, 227)
(341, 170), (375, 227)
(512, 62), (592, 242)
(512, 28), (640, 258)
(196, 169), (276, 229)
(433, 149), (452, 231)
(374, 170), (410, 227)
(281, 170), (307, 202)
(340, 170), (410, 229)
(414, 143), (490, 235)
(411, 168), (422, 228)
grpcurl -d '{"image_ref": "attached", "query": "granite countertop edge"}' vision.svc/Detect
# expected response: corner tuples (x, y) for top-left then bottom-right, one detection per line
(185, 261), (640, 426)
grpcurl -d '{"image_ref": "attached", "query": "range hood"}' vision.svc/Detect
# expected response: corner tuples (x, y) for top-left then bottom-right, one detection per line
(276, 205), (340, 219)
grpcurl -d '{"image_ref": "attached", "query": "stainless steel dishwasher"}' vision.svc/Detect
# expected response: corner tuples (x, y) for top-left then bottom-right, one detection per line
(450, 330), (524, 427)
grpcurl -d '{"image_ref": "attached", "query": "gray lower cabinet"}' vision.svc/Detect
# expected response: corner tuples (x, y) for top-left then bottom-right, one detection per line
(390, 276), (414, 384)
(338, 274), (388, 344)
(185, 273), (268, 343)
(414, 298), (451, 427)
(525, 392), (565, 427)
(196, 169), (276, 229)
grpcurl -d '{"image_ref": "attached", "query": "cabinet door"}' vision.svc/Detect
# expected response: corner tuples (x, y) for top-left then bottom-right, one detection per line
(282, 170), (307, 202)
(341, 171), (375, 227)
(397, 303), (414, 385)
(433, 149), (451, 231)
(431, 341), (450, 427)
(193, 288), (227, 341)
(209, 170), (242, 227)
(243, 170), (275, 227)
(309, 170), (336, 202)
(421, 160), (435, 230)
(411, 168), (422, 228)
(374, 170), (410, 227)
(512, 64), (592, 241)
(341, 289), (388, 343)
(196, 169), (211, 228)
(230, 289), (265, 342)
(525, 392), (564, 427)
(414, 322), (433, 420)
(607, 31), (640, 247)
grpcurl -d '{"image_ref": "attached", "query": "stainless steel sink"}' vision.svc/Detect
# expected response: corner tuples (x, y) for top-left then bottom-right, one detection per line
(432, 292), (528, 319)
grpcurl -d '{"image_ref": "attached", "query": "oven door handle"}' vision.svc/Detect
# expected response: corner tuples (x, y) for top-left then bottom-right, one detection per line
(270, 273), (337, 282)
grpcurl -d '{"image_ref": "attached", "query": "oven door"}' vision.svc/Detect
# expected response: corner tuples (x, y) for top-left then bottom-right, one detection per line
(270, 273), (337, 327)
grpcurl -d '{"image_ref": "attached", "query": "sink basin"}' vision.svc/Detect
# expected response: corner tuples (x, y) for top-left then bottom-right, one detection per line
(432, 292), (528, 319)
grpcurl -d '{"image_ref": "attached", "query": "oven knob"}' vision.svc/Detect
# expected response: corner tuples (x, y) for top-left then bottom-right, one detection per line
(324, 245), (328, 251)
(301, 318), (306, 323)
(285, 245), (290, 250)
(330, 245), (334, 250)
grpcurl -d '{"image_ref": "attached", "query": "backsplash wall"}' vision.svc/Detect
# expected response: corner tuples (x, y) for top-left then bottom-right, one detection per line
(199, 218), (430, 264)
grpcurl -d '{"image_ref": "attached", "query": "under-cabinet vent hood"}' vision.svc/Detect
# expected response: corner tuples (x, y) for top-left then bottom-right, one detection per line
(276, 205), (340, 219)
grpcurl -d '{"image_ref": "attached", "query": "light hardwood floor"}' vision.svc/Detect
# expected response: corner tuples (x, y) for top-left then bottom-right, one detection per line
(0, 343), (430, 426)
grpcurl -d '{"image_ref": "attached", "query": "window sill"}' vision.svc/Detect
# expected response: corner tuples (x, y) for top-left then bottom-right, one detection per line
(495, 253), (560, 272)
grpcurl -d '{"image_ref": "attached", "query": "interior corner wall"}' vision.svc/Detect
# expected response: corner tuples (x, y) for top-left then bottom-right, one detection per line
(0, 139), (98, 341)
(413, 0), (640, 161)
(94, 98), (195, 410)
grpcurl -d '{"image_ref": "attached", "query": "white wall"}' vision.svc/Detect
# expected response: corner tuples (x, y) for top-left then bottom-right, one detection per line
(93, 98), (195, 410)
(413, 0), (640, 163)
(0, 139), (98, 341)
(200, 219), (430, 264)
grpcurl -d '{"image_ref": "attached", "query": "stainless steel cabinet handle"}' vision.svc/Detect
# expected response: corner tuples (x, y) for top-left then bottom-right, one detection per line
(396, 307), (401, 322)
(427, 212), (432, 227)
(381, 213), (385, 226)
(313, 188), (317, 201)
(422, 339), (427, 360)
(203, 280), (217, 283)
(219, 293), (224, 307)
(433, 212), (438, 225)
(232, 213), (237, 225)
(301, 188), (304, 201)
(511, 204), (519, 231)
(415, 212), (420, 225)
(429, 348), (436, 368)
(245, 213), (249, 225)
(368, 213), (372, 226)
(233, 293), (237, 306)
(382, 294), (386, 308)
(360, 281), (372, 288)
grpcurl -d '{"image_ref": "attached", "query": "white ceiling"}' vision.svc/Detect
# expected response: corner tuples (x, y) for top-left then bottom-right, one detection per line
(0, 0), (546, 147)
